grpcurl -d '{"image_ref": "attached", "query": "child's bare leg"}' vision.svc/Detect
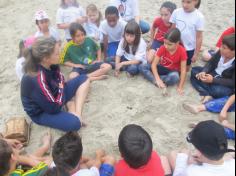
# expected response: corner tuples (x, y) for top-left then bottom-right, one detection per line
(161, 156), (172, 175)
(69, 72), (80, 80)
(74, 79), (90, 121)
(168, 151), (178, 171)
(88, 63), (112, 78)
(147, 49), (155, 63)
(67, 100), (76, 114)
(33, 132), (51, 158)
(183, 103), (206, 114)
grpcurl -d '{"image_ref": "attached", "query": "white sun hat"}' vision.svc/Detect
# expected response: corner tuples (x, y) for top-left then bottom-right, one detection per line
(35, 10), (49, 21)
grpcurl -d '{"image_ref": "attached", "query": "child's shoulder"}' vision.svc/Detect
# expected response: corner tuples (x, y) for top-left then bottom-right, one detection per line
(11, 163), (48, 176)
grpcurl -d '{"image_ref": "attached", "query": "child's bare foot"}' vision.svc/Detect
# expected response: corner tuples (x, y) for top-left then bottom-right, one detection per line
(183, 103), (200, 114)
(96, 149), (106, 159)
(41, 132), (52, 151)
(202, 96), (213, 104)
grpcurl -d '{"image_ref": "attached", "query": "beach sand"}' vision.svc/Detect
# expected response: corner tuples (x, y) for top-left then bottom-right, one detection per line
(0, 0), (235, 157)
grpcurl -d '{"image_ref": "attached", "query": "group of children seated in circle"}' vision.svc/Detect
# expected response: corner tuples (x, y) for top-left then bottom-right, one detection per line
(2, 0), (234, 175)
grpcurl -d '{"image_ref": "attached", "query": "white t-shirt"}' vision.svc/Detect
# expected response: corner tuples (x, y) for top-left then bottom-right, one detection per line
(170, 8), (205, 51)
(215, 56), (235, 76)
(35, 27), (61, 41)
(84, 22), (103, 42)
(56, 6), (86, 40)
(15, 57), (25, 81)
(173, 153), (235, 176)
(110, 0), (139, 21)
(99, 19), (127, 43)
(116, 38), (147, 64)
(72, 167), (99, 176)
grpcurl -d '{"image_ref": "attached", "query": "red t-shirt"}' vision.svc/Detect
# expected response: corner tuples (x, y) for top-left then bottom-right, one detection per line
(156, 45), (187, 71)
(216, 27), (235, 48)
(153, 17), (171, 42)
(115, 151), (165, 176)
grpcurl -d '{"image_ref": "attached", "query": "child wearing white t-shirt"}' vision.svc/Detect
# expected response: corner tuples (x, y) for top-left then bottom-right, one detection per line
(100, 6), (127, 60)
(170, 0), (204, 69)
(115, 21), (147, 77)
(44, 132), (115, 176)
(168, 120), (235, 176)
(56, 0), (87, 41)
(34, 10), (61, 42)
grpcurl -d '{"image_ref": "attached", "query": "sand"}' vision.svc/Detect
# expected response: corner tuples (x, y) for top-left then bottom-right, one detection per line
(0, 0), (235, 158)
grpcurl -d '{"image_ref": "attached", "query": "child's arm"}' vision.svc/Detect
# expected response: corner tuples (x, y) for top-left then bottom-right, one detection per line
(150, 26), (156, 44)
(177, 60), (187, 95)
(219, 95), (235, 122)
(103, 35), (109, 59)
(151, 56), (166, 88)
(96, 49), (102, 62)
(192, 31), (203, 63)
(222, 120), (235, 131)
(57, 23), (71, 30)
(64, 61), (85, 69)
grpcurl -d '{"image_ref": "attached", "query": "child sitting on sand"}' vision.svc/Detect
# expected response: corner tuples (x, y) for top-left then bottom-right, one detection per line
(191, 34), (235, 103)
(140, 28), (187, 95)
(44, 132), (116, 176)
(61, 23), (112, 81)
(148, 1), (177, 63)
(115, 124), (172, 176)
(56, 0), (87, 41)
(34, 10), (60, 42)
(0, 132), (52, 176)
(115, 21), (147, 77)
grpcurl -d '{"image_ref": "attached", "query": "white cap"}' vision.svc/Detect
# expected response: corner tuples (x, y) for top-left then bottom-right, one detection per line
(35, 10), (49, 21)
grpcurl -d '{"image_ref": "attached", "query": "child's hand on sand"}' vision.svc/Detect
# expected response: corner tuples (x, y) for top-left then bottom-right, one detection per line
(177, 87), (184, 95)
(156, 79), (166, 89)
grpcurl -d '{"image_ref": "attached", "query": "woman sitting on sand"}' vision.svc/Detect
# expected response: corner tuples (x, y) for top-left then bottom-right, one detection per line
(21, 37), (90, 132)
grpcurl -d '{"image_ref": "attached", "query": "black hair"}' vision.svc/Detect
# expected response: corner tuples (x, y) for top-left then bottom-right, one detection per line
(41, 168), (70, 176)
(0, 139), (13, 176)
(160, 1), (177, 14)
(202, 152), (225, 161)
(222, 34), (235, 51)
(69, 22), (87, 37)
(195, 0), (201, 9)
(123, 21), (141, 55)
(105, 6), (119, 17)
(52, 132), (83, 175)
(118, 124), (153, 169)
(164, 28), (181, 43)
(18, 39), (25, 58)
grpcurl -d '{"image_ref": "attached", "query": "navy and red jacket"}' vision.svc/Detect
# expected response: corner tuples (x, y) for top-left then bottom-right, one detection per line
(21, 65), (65, 117)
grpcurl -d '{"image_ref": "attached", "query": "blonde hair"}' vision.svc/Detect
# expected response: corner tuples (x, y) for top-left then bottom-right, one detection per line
(86, 4), (102, 26)
(24, 37), (57, 74)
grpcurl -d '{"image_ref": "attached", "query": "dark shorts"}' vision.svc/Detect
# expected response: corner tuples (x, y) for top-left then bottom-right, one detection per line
(187, 50), (195, 66)
(100, 164), (114, 176)
(151, 40), (164, 50)
(72, 62), (104, 75)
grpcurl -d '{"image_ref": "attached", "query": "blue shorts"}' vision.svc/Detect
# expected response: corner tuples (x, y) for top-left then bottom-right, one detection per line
(100, 164), (114, 176)
(72, 62), (104, 75)
(187, 50), (195, 66)
(151, 40), (163, 50)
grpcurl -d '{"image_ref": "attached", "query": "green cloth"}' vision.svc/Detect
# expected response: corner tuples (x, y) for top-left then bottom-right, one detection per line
(11, 162), (48, 176)
(61, 37), (100, 65)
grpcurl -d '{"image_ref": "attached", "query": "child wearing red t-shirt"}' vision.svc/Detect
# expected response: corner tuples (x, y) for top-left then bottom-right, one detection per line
(147, 1), (177, 63)
(203, 26), (235, 62)
(115, 124), (171, 176)
(140, 28), (187, 95)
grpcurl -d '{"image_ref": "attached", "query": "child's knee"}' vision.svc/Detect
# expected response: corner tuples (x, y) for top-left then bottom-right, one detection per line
(103, 155), (116, 166)
(102, 63), (112, 71)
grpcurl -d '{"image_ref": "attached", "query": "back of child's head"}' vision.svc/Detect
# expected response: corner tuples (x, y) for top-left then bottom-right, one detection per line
(0, 139), (13, 176)
(118, 124), (153, 169)
(86, 4), (102, 24)
(52, 132), (83, 174)
(69, 22), (86, 37)
(160, 1), (177, 14)
(164, 28), (181, 43)
(105, 6), (119, 18)
(41, 167), (69, 176)
(60, 0), (79, 8)
(222, 34), (235, 51)
(195, 0), (201, 9)
(123, 21), (141, 54)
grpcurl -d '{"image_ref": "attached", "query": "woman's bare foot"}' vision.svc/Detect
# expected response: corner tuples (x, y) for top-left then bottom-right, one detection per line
(183, 103), (200, 114)
(202, 96), (213, 104)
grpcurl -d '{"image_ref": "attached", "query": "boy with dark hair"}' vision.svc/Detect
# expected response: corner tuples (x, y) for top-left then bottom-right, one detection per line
(0, 133), (51, 176)
(191, 34), (235, 103)
(46, 132), (115, 176)
(100, 6), (127, 60)
(169, 120), (235, 176)
(115, 124), (170, 176)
